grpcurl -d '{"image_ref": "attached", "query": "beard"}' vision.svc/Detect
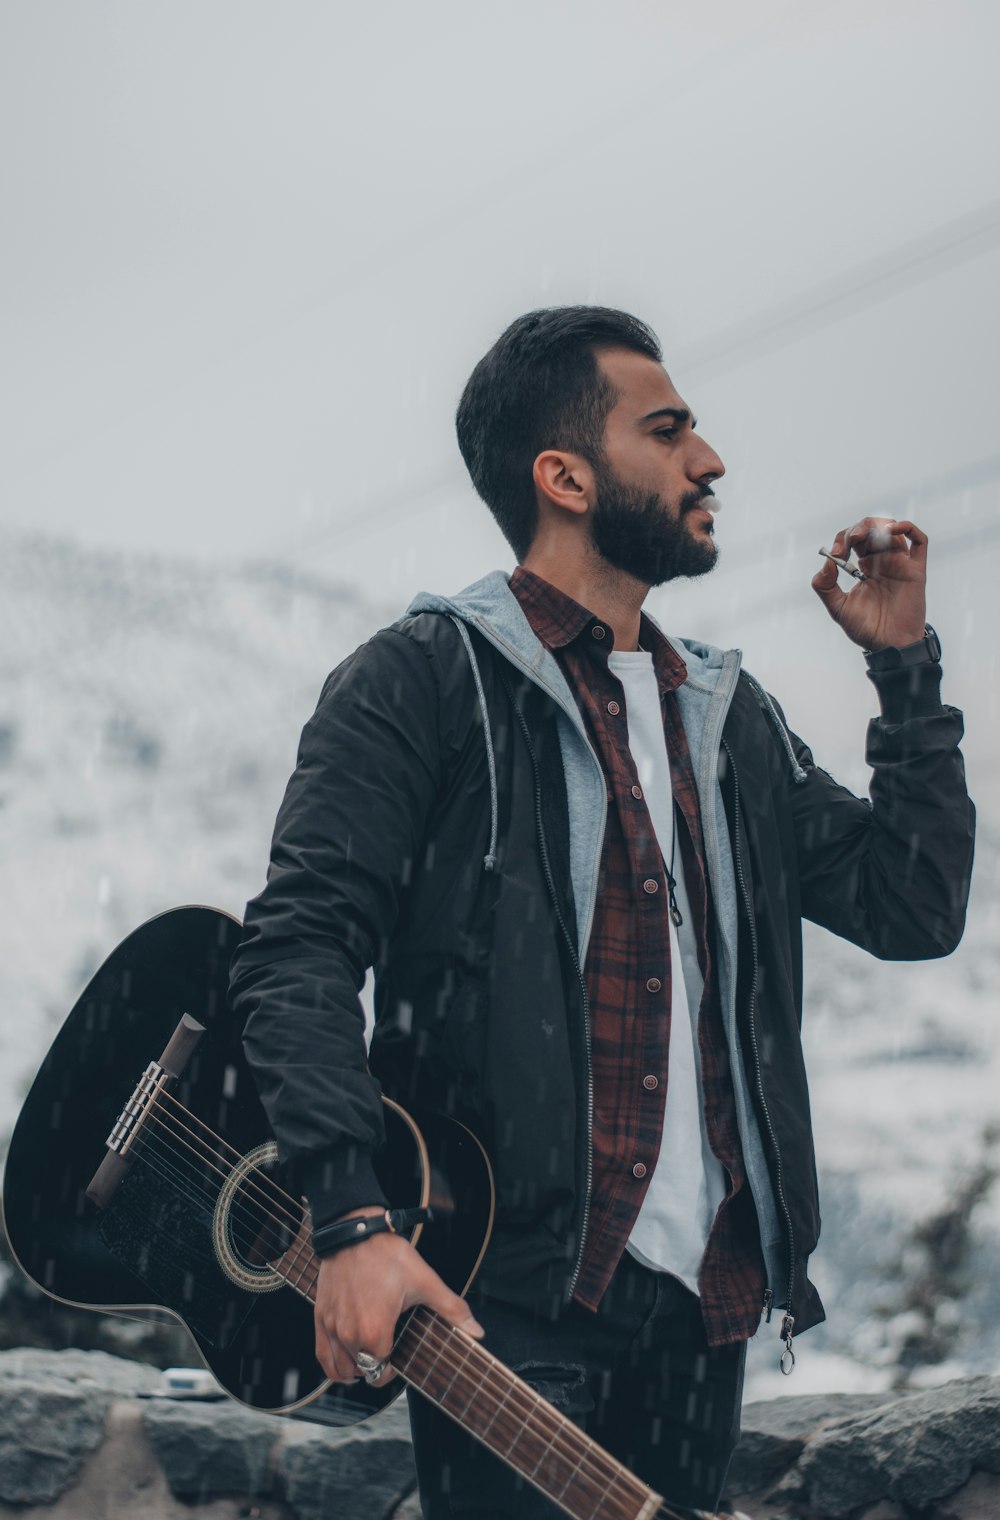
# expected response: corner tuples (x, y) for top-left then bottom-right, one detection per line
(588, 460), (718, 587)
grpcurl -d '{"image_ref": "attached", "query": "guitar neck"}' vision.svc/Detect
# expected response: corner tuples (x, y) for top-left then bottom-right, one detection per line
(392, 1306), (666, 1520)
(274, 1223), (713, 1520)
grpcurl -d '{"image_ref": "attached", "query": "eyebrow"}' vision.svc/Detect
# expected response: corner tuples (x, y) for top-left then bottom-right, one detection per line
(639, 406), (697, 429)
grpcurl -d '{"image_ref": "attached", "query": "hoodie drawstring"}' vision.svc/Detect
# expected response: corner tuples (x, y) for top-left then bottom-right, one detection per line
(449, 616), (499, 870)
(744, 671), (809, 785)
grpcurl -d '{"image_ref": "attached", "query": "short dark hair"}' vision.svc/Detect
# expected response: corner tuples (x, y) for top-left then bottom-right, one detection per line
(455, 306), (662, 560)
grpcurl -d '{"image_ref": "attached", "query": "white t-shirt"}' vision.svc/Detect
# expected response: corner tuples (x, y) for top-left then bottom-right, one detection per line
(606, 649), (727, 1295)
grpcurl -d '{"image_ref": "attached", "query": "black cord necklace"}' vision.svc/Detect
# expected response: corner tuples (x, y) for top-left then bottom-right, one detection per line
(636, 640), (684, 929)
(665, 805), (684, 928)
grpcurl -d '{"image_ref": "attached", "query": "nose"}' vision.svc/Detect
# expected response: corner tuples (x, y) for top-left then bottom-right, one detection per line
(689, 435), (725, 487)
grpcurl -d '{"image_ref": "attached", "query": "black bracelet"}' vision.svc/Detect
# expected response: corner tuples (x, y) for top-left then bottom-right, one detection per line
(312, 1205), (433, 1259)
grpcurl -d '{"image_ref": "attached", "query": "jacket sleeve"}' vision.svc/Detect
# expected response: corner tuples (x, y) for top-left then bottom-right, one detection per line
(229, 626), (444, 1223)
(780, 659), (975, 959)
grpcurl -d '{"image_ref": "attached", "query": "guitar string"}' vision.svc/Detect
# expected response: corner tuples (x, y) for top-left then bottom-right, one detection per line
(119, 1121), (688, 1520)
(149, 1091), (349, 1282)
(126, 1125), (279, 1238)
(141, 1095), (418, 1288)
(142, 1100), (299, 1240)
(398, 1311), (665, 1520)
(404, 1315), (637, 1511)
(132, 1105), (379, 1298)
(128, 1110), (305, 1259)
(157, 1087), (306, 1215)
(125, 1129), (321, 1299)
(127, 1129), (232, 1219)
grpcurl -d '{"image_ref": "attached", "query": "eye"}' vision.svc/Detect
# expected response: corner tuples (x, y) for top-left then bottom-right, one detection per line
(654, 428), (679, 441)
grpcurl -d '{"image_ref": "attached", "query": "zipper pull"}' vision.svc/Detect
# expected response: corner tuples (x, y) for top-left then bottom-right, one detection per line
(762, 1288), (773, 1323)
(779, 1313), (796, 1376)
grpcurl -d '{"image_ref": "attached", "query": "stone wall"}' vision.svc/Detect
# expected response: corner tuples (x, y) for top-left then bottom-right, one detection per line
(0, 1348), (997, 1520)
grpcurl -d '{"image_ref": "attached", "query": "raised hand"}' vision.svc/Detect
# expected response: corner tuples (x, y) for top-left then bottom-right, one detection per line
(811, 516), (928, 652)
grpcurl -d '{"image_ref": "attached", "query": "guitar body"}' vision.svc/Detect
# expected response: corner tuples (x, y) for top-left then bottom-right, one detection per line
(2, 906), (494, 1425)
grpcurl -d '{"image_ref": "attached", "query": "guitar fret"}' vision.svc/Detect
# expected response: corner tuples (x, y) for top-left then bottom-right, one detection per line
(290, 1234), (312, 1287)
(431, 1328), (474, 1403)
(417, 1327), (450, 1381)
(451, 1345), (492, 1419)
(472, 1381), (513, 1442)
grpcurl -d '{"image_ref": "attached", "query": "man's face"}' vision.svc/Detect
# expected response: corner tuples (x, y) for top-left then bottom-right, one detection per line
(586, 347), (725, 586)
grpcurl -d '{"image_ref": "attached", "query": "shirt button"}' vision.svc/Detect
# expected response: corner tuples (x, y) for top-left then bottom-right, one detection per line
(646, 976), (662, 993)
(631, 784), (642, 799)
(642, 878), (659, 895)
(643, 1074), (659, 1090)
(632, 1162), (647, 1179)
(607, 700), (620, 715)
(592, 625), (606, 641)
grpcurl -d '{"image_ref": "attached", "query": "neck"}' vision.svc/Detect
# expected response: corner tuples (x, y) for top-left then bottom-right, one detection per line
(519, 548), (649, 652)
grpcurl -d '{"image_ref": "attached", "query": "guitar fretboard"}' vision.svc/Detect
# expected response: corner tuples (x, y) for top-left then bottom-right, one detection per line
(393, 1307), (661, 1520)
(272, 1227), (700, 1520)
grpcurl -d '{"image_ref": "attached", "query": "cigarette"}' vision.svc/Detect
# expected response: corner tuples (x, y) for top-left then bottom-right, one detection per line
(818, 547), (867, 582)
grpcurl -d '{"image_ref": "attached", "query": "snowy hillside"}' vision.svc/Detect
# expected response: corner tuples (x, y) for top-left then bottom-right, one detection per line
(0, 530), (995, 1398)
(0, 530), (396, 1129)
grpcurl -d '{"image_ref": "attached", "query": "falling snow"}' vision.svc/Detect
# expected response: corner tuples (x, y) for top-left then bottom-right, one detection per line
(0, 528), (995, 1403)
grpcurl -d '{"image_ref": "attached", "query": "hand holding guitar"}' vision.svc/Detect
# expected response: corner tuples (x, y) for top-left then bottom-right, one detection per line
(812, 516), (928, 651)
(314, 1206), (484, 1387)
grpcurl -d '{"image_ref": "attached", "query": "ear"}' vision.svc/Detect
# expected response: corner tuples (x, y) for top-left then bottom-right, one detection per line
(532, 450), (594, 519)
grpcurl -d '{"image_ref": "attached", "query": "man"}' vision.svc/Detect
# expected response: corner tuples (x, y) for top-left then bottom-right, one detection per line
(230, 306), (975, 1515)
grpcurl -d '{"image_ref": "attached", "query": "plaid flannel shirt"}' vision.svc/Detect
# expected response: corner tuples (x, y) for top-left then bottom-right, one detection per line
(510, 568), (766, 1346)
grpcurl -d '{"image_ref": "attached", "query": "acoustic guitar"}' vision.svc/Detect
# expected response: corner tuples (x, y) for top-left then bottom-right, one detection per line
(2, 906), (750, 1520)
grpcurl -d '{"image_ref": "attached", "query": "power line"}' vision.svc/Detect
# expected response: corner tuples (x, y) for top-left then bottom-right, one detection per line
(266, 208), (1000, 565)
(676, 199), (1000, 381)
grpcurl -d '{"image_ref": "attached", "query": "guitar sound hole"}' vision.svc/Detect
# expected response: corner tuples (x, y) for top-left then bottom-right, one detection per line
(212, 1141), (304, 1293)
(229, 1156), (302, 1268)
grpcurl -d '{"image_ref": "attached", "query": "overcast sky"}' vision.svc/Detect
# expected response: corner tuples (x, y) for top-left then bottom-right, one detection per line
(3, 0), (998, 817)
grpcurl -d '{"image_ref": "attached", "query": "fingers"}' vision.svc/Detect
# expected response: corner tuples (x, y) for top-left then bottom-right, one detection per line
(317, 1304), (398, 1384)
(409, 1265), (485, 1340)
(834, 516), (928, 564)
(312, 1243), (485, 1392)
(314, 1326), (364, 1385)
(811, 551), (848, 616)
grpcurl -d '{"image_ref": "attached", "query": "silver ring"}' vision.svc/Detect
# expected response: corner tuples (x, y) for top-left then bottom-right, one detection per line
(355, 1350), (387, 1384)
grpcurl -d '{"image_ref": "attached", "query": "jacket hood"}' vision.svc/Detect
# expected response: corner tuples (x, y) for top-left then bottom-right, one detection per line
(406, 571), (734, 685)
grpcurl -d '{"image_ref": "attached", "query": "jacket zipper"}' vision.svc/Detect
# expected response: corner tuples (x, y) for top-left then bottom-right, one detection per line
(502, 681), (595, 1299)
(722, 738), (797, 1374)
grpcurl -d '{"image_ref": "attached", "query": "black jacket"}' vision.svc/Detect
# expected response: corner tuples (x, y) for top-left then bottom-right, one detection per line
(230, 603), (975, 1334)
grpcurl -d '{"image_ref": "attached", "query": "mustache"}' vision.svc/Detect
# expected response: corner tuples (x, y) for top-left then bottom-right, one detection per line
(680, 487), (715, 514)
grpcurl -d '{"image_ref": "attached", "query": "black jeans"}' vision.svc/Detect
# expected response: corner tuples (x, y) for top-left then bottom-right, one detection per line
(407, 1252), (746, 1518)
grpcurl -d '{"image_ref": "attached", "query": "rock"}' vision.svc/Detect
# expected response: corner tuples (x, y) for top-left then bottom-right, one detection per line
(279, 1400), (417, 1520)
(1, 1347), (998, 1520)
(934, 1469), (1000, 1519)
(143, 1397), (280, 1500)
(0, 1345), (162, 1396)
(390, 1487), (424, 1519)
(796, 1375), (1000, 1517)
(0, 1361), (111, 1504)
(725, 1391), (895, 1496)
